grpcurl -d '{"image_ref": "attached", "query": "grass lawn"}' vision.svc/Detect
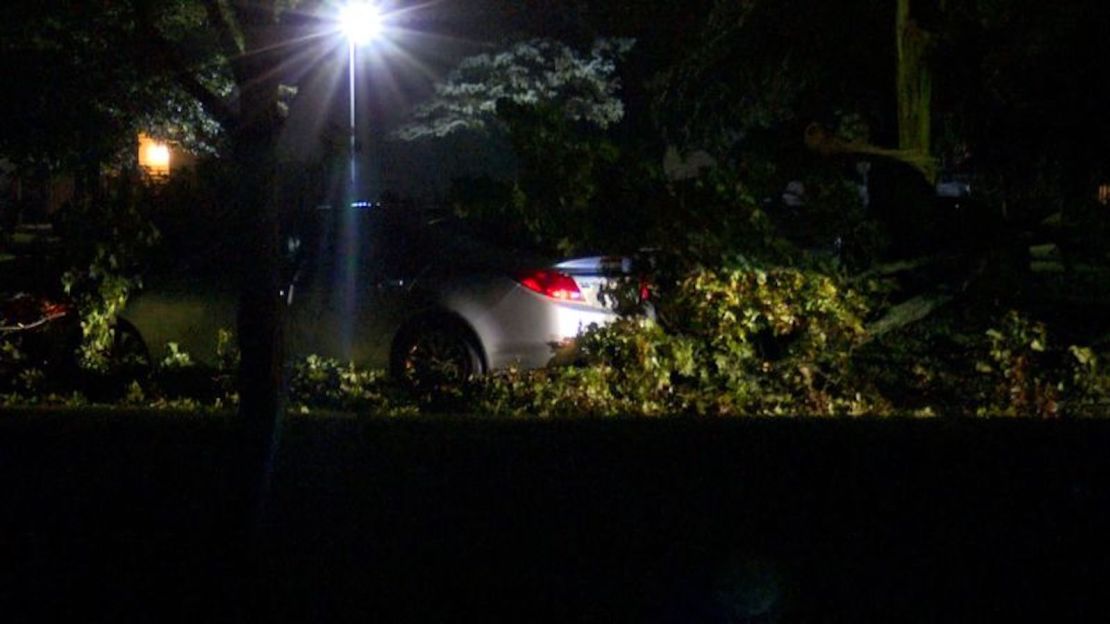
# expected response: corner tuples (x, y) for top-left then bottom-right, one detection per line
(3, 409), (1110, 622)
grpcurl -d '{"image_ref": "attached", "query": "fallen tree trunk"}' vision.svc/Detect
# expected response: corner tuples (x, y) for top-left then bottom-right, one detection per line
(859, 255), (988, 340)
(866, 293), (953, 338)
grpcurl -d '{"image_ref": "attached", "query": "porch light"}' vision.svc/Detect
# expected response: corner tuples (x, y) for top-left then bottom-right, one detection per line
(138, 134), (171, 176)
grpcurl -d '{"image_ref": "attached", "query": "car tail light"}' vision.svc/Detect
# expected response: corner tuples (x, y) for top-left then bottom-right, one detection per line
(1, 294), (71, 331)
(638, 276), (652, 302)
(41, 300), (72, 320)
(515, 269), (584, 301)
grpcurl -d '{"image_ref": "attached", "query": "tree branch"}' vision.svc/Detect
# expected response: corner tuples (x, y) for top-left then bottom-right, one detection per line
(201, 0), (245, 70)
(861, 256), (988, 340)
(849, 254), (961, 282)
(129, 0), (239, 132)
(804, 123), (937, 182)
(866, 293), (953, 338)
(150, 31), (240, 132)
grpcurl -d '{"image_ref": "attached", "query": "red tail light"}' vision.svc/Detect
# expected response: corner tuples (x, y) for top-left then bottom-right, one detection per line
(1, 294), (71, 330)
(639, 276), (652, 302)
(41, 300), (72, 320)
(515, 269), (583, 301)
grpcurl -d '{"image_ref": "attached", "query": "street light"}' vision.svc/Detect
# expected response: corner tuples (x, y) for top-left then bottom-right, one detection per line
(339, 1), (381, 46)
(338, 1), (382, 190)
(336, 1), (382, 360)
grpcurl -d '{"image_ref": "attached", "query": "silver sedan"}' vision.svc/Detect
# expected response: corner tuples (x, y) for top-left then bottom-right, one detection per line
(119, 207), (645, 381)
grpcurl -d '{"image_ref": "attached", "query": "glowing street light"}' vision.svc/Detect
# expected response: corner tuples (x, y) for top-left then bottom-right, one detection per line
(339, 1), (381, 46)
(339, 2), (381, 190)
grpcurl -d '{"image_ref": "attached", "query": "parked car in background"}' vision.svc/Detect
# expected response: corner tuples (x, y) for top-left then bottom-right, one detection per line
(119, 205), (649, 382)
(1, 222), (81, 381)
(0, 291), (79, 379)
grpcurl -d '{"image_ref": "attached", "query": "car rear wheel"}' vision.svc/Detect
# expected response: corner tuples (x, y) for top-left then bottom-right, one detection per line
(112, 319), (152, 379)
(392, 320), (483, 387)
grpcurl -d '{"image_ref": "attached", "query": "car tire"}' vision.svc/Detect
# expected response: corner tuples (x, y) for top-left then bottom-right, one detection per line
(113, 318), (152, 378)
(391, 319), (484, 386)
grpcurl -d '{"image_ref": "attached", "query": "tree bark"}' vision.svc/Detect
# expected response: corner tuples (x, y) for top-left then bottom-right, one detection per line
(895, 0), (935, 181)
(233, 125), (285, 530)
(228, 17), (287, 533)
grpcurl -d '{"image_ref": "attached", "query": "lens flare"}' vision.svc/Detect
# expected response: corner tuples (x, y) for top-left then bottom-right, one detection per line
(339, 2), (381, 45)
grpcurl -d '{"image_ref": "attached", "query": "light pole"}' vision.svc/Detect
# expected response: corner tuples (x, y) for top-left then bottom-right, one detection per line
(335, 2), (382, 359)
(338, 1), (381, 197)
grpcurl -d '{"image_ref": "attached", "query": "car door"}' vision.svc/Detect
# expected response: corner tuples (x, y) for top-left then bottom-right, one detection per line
(285, 209), (427, 366)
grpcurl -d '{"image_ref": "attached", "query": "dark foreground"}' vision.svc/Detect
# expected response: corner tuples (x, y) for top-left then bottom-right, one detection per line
(3, 410), (1110, 622)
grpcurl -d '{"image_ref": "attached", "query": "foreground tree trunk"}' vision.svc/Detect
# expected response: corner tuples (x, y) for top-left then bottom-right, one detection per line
(233, 126), (285, 529)
(129, 4), (292, 468)
(227, 14), (288, 532)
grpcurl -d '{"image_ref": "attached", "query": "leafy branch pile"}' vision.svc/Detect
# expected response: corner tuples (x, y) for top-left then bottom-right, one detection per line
(476, 268), (883, 417)
(5, 264), (1107, 417)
